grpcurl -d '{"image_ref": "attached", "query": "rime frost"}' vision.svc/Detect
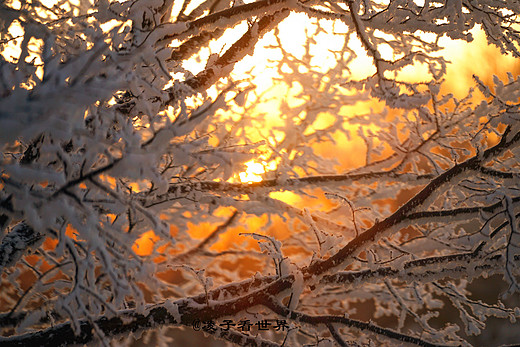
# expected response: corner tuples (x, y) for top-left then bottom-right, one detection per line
(1, 0), (520, 346)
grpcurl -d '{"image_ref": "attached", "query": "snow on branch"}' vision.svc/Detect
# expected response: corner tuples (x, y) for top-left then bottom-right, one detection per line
(2, 0), (520, 346)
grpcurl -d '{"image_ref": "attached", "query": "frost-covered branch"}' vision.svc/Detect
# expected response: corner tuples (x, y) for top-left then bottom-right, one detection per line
(3, 0), (520, 345)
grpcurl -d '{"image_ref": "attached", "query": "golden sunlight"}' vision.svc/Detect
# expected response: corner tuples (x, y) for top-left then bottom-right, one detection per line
(223, 15), (520, 192)
(13, 2), (517, 258)
(238, 159), (278, 183)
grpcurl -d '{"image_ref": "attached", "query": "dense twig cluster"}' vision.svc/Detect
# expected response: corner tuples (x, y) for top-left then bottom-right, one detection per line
(1, 0), (520, 346)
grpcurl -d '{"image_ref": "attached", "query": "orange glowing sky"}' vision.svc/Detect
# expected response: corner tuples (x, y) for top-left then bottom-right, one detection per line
(121, 13), (520, 256)
(3, 2), (519, 257)
(184, 12), (518, 184)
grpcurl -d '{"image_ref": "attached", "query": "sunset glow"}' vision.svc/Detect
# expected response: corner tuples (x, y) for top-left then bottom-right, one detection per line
(237, 159), (278, 183)
(6, 4), (516, 257)
(4, 0), (520, 344)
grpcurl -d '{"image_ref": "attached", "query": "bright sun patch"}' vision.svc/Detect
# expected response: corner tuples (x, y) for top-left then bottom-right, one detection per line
(238, 159), (278, 183)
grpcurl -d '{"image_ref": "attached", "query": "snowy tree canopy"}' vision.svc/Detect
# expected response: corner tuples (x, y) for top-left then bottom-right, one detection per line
(1, 0), (520, 345)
